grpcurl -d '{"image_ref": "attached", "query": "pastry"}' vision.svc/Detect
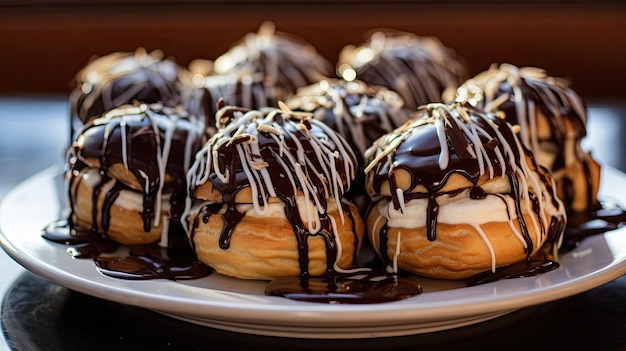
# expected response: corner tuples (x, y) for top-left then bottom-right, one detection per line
(364, 102), (566, 279)
(456, 63), (600, 212)
(197, 72), (273, 135)
(337, 29), (469, 110)
(286, 79), (411, 171)
(68, 103), (206, 247)
(185, 102), (364, 280)
(285, 79), (412, 210)
(212, 22), (332, 101)
(69, 48), (204, 136)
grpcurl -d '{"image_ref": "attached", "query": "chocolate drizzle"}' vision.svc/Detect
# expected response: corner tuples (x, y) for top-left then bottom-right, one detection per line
(42, 220), (212, 280)
(209, 22), (332, 111)
(286, 79), (411, 170)
(365, 102), (567, 275)
(285, 79), (413, 213)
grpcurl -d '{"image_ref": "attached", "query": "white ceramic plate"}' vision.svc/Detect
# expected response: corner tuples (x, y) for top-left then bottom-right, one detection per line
(1, 165), (625, 339)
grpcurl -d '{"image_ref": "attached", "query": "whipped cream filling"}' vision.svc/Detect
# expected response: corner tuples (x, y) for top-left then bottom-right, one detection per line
(383, 189), (518, 229)
(80, 168), (172, 214)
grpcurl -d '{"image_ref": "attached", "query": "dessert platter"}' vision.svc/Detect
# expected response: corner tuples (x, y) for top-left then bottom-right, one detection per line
(1, 22), (625, 339)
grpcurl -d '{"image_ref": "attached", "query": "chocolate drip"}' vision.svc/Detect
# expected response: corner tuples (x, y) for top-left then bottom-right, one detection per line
(266, 273), (422, 304)
(101, 179), (124, 232)
(467, 260), (560, 286)
(42, 220), (211, 280)
(218, 204), (245, 250)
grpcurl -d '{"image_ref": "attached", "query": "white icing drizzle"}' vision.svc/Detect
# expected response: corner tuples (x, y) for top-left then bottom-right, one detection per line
(212, 21), (332, 103)
(471, 223), (497, 273)
(286, 79), (410, 163)
(186, 103), (357, 237)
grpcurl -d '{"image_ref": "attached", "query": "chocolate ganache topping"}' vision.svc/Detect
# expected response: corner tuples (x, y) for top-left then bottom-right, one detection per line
(365, 103), (566, 274)
(68, 103), (206, 246)
(185, 102), (359, 277)
(337, 29), (469, 110)
(456, 64), (600, 213)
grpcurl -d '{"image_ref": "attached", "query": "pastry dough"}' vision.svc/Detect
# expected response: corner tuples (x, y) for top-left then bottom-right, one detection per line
(190, 199), (363, 279)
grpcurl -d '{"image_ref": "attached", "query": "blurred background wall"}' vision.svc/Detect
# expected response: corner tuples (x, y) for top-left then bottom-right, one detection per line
(0, 1), (624, 101)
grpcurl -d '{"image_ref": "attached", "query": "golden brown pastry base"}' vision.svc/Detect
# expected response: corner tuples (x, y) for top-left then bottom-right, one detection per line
(552, 153), (601, 213)
(367, 201), (547, 279)
(190, 201), (364, 280)
(70, 169), (165, 245)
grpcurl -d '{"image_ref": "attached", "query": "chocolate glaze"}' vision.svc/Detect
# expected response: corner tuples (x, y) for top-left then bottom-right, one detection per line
(365, 102), (566, 276)
(338, 29), (469, 110)
(286, 79), (410, 170)
(69, 48), (204, 140)
(69, 103), (205, 246)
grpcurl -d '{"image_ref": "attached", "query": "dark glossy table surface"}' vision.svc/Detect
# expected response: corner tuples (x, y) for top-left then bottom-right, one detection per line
(0, 96), (625, 350)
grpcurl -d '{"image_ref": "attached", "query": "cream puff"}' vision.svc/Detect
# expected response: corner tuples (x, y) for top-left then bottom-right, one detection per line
(69, 48), (203, 133)
(68, 103), (206, 247)
(364, 103), (566, 279)
(185, 102), (364, 280)
(285, 79), (412, 212)
(286, 79), (411, 170)
(337, 29), (469, 110)
(212, 22), (333, 105)
(456, 63), (600, 213)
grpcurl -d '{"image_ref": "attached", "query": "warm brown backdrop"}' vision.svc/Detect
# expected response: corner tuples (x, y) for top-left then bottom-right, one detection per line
(1, 1), (625, 100)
